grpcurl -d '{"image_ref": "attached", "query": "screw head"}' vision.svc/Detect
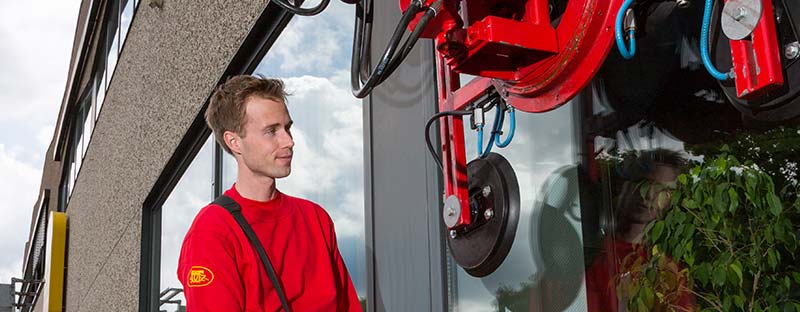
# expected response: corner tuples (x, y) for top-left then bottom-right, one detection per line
(785, 42), (800, 60)
(449, 230), (458, 239)
(733, 7), (748, 21)
(484, 209), (494, 220)
(482, 185), (492, 197)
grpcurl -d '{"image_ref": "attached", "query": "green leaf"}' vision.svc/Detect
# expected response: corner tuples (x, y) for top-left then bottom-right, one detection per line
(713, 265), (727, 287)
(729, 263), (743, 286)
(792, 272), (800, 284)
(682, 198), (698, 209)
(679, 174), (688, 185)
(723, 296), (732, 311)
(636, 297), (647, 312)
(768, 248), (778, 269)
(651, 221), (665, 242)
(734, 295), (745, 309)
(768, 193), (783, 216)
(728, 188), (740, 212)
(641, 286), (655, 308)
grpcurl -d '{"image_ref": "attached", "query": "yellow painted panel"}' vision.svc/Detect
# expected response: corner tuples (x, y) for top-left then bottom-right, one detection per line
(45, 211), (67, 312)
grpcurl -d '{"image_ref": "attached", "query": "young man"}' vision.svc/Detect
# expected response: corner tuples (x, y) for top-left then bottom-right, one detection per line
(178, 75), (361, 311)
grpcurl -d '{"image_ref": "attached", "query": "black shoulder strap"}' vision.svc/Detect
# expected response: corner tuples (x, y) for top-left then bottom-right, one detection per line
(212, 195), (292, 312)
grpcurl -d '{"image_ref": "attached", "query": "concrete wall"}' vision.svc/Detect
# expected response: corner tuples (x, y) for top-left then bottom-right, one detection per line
(63, 1), (269, 311)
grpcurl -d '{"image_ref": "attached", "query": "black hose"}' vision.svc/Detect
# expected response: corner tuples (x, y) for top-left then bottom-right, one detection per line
(350, 0), (441, 98)
(378, 0), (443, 84)
(425, 110), (472, 171)
(272, 0), (331, 16)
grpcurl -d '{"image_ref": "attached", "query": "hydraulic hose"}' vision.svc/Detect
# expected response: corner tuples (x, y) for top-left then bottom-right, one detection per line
(426, 110), (472, 171)
(701, 0), (732, 80)
(272, 0), (330, 16)
(477, 104), (516, 158)
(615, 0), (636, 59)
(350, 0), (442, 98)
(494, 107), (514, 148)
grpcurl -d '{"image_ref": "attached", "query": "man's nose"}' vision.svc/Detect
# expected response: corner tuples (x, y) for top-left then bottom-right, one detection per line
(281, 131), (295, 149)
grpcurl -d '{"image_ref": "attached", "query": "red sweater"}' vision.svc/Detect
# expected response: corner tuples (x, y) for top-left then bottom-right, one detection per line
(178, 186), (361, 312)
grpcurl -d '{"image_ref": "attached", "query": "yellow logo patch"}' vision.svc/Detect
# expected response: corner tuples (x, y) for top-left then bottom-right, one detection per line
(187, 266), (214, 287)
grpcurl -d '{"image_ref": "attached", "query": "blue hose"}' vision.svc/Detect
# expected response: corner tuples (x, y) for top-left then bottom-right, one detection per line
(495, 107), (515, 148)
(477, 125), (484, 156)
(479, 109), (499, 158)
(701, 0), (731, 80)
(615, 0), (637, 59)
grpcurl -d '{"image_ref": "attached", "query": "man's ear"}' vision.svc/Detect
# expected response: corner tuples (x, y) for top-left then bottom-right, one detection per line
(223, 130), (241, 154)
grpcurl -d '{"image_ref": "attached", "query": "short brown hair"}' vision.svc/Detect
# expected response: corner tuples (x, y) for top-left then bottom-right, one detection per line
(205, 75), (289, 154)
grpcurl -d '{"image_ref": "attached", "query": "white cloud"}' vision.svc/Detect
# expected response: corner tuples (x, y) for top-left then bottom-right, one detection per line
(276, 75), (366, 239)
(0, 0), (82, 284)
(0, 144), (44, 283)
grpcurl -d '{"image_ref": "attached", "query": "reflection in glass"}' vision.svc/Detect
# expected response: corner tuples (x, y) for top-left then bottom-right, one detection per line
(451, 99), (588, 311)
(120, 0), (134, 46)
(160, 137), (214, 312)
(107, 32), (120, 83)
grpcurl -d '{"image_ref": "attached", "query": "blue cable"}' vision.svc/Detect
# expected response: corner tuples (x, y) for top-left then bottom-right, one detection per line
(495, 107), (515, 148)
(701, 0), (731, 80)
(476, 104), (517, 158)
(479, 108), (500, 158)
(615, 0), (637, 59)
(477, 125), (484, 156)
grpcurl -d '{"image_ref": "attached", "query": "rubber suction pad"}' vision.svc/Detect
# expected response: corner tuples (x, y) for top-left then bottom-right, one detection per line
(448, 152), (520, 277)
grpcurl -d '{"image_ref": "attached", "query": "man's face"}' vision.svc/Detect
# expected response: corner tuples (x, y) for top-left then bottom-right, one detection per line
(232, 96), (294, 179)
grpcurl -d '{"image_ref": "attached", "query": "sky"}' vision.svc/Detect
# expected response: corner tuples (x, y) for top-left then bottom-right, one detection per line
(0, 0), (82, 285)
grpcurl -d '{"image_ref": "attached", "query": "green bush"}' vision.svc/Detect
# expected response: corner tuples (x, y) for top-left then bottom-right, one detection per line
(626, 149), (800, 312)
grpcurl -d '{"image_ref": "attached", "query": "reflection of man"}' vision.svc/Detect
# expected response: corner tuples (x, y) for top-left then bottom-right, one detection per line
(586, 149), (694, 311)
(178, 76), (361, 311)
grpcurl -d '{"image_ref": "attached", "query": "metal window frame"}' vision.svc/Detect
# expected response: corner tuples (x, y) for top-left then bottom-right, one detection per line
(138, 4), (297, 312)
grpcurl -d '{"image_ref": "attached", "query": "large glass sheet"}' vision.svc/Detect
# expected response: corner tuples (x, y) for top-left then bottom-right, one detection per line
(451, 100), (589, 312)
(447, 69), (800, 311)
(159, 137), (214, 312)
(221, 0), (368, 305)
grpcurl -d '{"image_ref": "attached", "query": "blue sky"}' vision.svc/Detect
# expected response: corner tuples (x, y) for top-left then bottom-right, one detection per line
(0, 0), (82, 284)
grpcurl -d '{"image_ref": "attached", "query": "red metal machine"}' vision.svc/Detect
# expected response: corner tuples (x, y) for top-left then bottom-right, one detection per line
(391, 0), (791, 276)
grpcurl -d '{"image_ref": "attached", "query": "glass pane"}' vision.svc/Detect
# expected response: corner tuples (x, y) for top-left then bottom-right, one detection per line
(447, 69), (800, 311)
(221, 0), (368, 306)
(82, 96), (94, 157)
(107, 32), (119, 83)
(451, 99), (589, 311)
(222, 147), (236, 189)
(120, 0), (133, 45)
(74, 107), (85, 175)
(581, 75), (800, 311)
(67, 162), (75, 198)
(160, 137), (214, 312)
(96, 71), (106, 113)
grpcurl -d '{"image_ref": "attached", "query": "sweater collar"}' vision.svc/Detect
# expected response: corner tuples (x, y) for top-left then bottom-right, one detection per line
(224, 184), (288, 222)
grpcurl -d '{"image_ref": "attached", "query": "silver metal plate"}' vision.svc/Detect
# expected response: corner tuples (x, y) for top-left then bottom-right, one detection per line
(721, 0), (762, 40)
(443, 195), (462, 228)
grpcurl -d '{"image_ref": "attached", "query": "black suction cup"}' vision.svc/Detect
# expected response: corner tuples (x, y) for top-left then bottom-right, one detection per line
(448, 152), (520, 277)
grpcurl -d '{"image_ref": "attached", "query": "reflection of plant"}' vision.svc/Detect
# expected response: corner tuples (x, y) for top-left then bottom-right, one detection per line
(626, 149), (800, 311)
(493, 278), (534, 312)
